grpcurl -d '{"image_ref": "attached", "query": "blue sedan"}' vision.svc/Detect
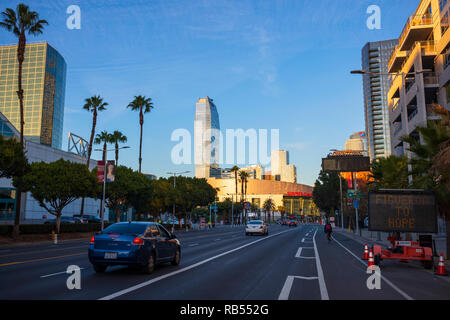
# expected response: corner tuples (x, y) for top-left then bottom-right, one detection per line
(88, 222), (181, 274)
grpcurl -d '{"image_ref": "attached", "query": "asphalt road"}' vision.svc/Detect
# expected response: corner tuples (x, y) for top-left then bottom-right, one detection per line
(0, 224), (449, 300)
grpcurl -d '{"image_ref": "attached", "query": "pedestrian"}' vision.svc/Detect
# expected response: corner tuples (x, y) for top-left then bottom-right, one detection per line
(324, 221), (333, 243)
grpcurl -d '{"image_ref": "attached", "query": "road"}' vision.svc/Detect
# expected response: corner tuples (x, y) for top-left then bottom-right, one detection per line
(0, 224), (449, 300)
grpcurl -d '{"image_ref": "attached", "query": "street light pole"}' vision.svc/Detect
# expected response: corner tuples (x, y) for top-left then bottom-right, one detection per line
(167, 171), (190, 233)
(95, 146), (130, 231)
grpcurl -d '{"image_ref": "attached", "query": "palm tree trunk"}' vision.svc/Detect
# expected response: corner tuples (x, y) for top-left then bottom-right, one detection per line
(115, 142), (119, 166)
(139, 107), (144, 173)
(81, 109), (97, 216)
(13, 31), (26, 238)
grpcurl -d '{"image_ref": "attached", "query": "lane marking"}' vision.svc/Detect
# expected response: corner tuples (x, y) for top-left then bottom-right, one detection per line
(331, 235), (414, 300)
(313, 229), (329, 300)
(0, 245), (88, 258)
(214, 239), (221, 241)
(188, 243), (199, 247)
(99, 228), (296, 300)
(278, 276), (319, 300)
(295, 247), (303, 258)
(0, 252), (86, 267)
(40, 267), (86, 278)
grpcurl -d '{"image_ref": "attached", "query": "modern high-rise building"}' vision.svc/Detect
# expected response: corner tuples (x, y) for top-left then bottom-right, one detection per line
(0, 42), (67, 149)
(387, 0), (449, 157)
(361, 39), (398, 161)
(270, 150), (297, 184)
(194, 96), (221, 179)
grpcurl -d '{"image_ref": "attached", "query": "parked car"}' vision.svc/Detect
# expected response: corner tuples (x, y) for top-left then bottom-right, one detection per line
(245, 220), (268, 236)
(73, 214), (102, 223)
(88, 222), (181, 274)
(44, 216), (80, 224)
(288, 220), (298, 227)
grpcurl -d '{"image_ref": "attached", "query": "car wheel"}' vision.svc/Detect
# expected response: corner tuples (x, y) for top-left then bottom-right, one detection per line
(142, 252), (155, 274)
(171, 248), (181, 266)
(93, 264), (107, 273)
(246, 232), (249, 236)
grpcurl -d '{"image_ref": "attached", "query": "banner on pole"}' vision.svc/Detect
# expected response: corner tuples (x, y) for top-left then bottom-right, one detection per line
(106, 160), (115, 183)
(97, 161), (105, 183)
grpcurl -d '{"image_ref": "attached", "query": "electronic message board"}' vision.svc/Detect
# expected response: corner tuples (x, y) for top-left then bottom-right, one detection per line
(321, 156), (370, 172)
(368, 191), (438, 233)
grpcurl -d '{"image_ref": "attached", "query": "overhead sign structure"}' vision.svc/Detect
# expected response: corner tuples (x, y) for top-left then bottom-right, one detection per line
(322, 155), (370, 173)
(368, 190), (438, 233)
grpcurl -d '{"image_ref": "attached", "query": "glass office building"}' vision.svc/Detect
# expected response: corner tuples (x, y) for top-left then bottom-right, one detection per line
(361, 40), (397, 161)
(0, 42), (66, 149)
(194, 96), (221, 179)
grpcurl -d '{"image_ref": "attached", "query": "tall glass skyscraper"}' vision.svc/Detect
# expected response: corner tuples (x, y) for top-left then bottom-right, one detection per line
(0, 42), (67, 149)
(361, 40), (397, 161)
(194, 96), (221, 179)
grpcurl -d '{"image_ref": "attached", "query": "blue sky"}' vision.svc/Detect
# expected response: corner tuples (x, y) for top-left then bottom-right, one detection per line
(0, 0), (419, 185)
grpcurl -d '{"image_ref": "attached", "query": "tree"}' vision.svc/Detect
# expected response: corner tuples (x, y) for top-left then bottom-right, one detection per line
(369, 155), (409, 190)
(313, 171), (344, 217)
(263, 198), (275, 223)
(239, 170), (249, 223)
(1, 3), (48, 237)
(109, 130), (127, 166)
(0, 135), (29, 179)
(94, 130), (111, 162)
(127, 95), (154, 173)
(83, 96), (108, 168)
(18, 160), (97, 234)
(80, 95), (108, 216)
(230, 165), (240, 201)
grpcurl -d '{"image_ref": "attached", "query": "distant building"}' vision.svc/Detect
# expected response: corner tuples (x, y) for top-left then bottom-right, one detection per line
(194, 96), (221, 179)
(271, 150), (297, 183)
(361, 39), (398, 161)
(0, 42), (67, 149)
(345, 132), (366, 153)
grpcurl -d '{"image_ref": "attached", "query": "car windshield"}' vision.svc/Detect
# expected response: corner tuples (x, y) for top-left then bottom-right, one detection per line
(248, 221), (262, 225)
(102, 223), (148, 235)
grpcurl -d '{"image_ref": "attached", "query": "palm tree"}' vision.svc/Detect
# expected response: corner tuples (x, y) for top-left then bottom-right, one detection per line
(263, 199), (275, 223)
(1, 4), (48, 237)
(230, 165), (239, 202)
(94, 131), (112, 162)
(109, 130), (128, 166)
(369, 155), (409, 190)
(83, 96), (108, 168)
(80, 95), (107, 216)
(239, 170), (249, 223)
(127, 95), (154, 173)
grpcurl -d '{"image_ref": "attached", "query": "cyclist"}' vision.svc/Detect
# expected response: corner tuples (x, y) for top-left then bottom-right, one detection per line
(324, 221), (333, 243)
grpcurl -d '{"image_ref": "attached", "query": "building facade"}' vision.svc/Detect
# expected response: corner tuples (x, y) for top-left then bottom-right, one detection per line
(345, 132), (366, 153)
(0, 112), (100, 224)
(0, 42), (67, 149)
(194, 96), (221, 179)
(362, 40), (398, 161)
(388, 0), (449, 157)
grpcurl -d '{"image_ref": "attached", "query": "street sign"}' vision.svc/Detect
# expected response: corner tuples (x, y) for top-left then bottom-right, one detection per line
(368, 190), (438, 233)
(348, 189), (362, 200)
(353, 200), (359, 209)
(210, 205), (218, 210)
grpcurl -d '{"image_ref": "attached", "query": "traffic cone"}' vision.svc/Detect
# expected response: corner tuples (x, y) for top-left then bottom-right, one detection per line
(368, 250), (375, 267)
(363, 243), (369, 260)
(436, 254), (448, 276)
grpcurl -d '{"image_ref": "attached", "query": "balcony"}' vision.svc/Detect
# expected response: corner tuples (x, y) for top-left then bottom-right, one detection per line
(423, 72), (439, 86)
(390, 99), (400, 113)
(388, 45), (407, 73)
(408, 107), (419, 122)
(398, 14), (433, 52)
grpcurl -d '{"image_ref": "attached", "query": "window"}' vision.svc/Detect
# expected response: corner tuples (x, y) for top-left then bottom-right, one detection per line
(158, 225), (171, 239)
(149, 225), (160, 237)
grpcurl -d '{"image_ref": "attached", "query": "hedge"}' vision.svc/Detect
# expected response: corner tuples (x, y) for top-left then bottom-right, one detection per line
(0, 222), (115, 236)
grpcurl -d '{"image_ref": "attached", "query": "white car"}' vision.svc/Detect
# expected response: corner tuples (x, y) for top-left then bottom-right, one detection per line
(245, 220), (268, 236)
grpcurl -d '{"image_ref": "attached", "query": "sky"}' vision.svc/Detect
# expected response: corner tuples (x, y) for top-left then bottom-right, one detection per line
(0, 0), (420, 186)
